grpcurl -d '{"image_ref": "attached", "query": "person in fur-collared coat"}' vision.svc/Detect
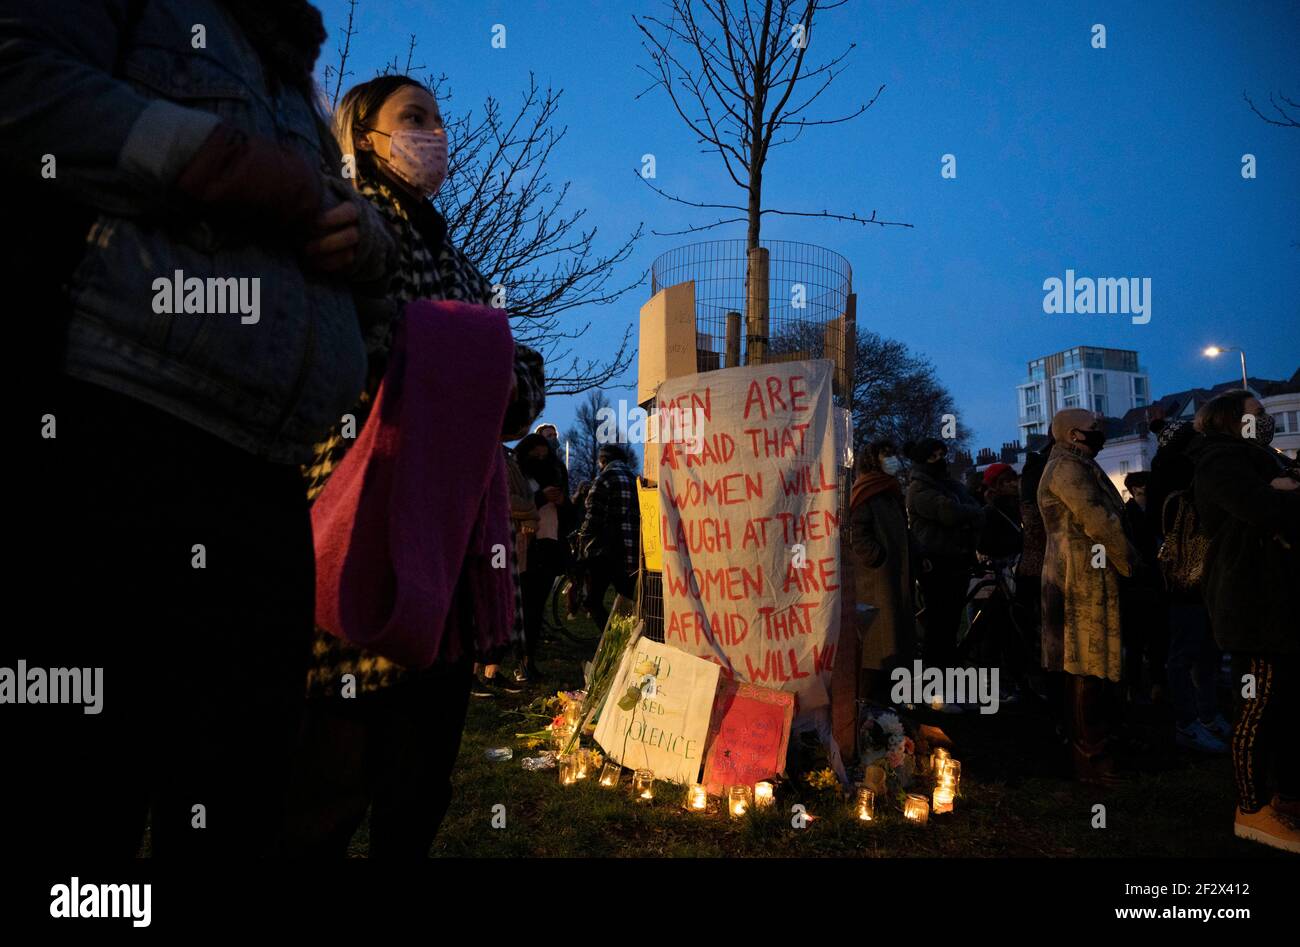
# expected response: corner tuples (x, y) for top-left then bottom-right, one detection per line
(1038, 409), (1140, 782)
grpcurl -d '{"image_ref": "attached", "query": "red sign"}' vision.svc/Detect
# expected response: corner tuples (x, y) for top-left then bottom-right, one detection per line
(701, 679), (795, 795)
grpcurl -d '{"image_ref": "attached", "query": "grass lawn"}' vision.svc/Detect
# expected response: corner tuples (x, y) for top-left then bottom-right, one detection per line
(375, 597), (1286, 859)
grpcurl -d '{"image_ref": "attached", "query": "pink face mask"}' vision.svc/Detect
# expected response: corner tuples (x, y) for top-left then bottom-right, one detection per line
(367, 127), (448, 198)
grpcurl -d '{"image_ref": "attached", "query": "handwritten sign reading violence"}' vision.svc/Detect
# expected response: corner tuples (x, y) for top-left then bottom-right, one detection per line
(656, 360), (842, 717)
(701, 679), (795, 796)
(593, 637), (721, 785)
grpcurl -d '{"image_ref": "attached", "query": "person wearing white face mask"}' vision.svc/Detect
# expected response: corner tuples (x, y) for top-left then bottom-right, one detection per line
(282, 76), (547, 856)
(849, 440), (918, 703)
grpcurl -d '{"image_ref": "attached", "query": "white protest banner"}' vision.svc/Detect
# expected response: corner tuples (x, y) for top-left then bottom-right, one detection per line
(656, 360), (842, 716)
(593, 637), (721, 785)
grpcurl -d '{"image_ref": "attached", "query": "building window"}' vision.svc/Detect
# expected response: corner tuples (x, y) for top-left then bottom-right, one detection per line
(1119, 461), (1130, 475)
(1094, 395), (1107, 415)
(1133, 376), (1147, 399)
(1064, 395), (1080, 408)
(1092, 372), (1107, 393)
(1061, 375), (1078, 397)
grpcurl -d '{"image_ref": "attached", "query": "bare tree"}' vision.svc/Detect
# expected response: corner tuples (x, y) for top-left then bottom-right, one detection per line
(767, 320), (969, 452)
(849, 329), (969, 454)
(1244, 89), (1300, 129)
(326, 9), (645, 395)
(634, 0), (910, 246)
(431, 73), (645, 393)
(563, 389), (642, 484)
(563, 390), (610, 484)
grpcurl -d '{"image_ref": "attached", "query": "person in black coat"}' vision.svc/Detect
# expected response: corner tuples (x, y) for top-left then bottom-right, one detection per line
(904, 438), (985, 681)
(1188, 390), (1300, 853)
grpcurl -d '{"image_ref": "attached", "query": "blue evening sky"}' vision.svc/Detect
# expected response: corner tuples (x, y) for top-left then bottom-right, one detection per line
(314, 0), (1300, 449)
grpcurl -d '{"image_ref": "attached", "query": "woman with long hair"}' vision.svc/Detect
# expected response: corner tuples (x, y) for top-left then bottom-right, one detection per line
(1188, 390), (1299, 852)
(280, 75), (545, 857)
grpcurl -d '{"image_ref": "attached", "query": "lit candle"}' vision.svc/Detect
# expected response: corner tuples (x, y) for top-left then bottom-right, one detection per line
(633, 768), (654, 802)
(931, 747), (951, 776)
(599, 761), (620, 788)
(932, 785), (954, 815)
(686, 784), (708, 811)
(558, 754), (579, 786)
(575, 749), (590, 780)
(930, 696), (944, 711)
(855, 787), (875, 822)
(754, 782), (774, 809)
(563, 700), (583, 729)
(904, 793), (930, 824)
(728, 785), (752, 818)
(940, 760), (961, 795)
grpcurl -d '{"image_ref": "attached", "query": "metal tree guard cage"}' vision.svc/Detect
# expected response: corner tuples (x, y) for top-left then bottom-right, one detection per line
(649, 239), (853, 397)
(639, 239), (856, 643)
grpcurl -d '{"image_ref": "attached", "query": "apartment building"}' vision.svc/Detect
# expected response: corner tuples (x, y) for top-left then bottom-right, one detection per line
(1017, 346), (1150, 440)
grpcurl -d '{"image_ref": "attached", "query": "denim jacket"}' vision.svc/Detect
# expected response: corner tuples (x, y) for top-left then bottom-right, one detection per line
(0, 0), (394, 463)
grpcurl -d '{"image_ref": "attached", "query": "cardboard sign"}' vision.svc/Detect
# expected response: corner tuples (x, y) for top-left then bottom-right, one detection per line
(656, 360), (843, 717)
(638, 481), (662, 572)
(701, 679), (795, 795)
(593, 637), (720, 785)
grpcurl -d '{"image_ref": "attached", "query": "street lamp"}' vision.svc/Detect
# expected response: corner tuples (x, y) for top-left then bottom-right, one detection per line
(1203, 345), (1249, 391)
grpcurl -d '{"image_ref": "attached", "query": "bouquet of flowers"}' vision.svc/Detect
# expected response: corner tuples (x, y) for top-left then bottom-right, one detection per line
(857, 706), (916, 799)
(514, 689), (588, 750)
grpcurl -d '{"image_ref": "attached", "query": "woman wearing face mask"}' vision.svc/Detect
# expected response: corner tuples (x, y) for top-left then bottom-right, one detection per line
(282, 75), (546, 856)
(1038, 409), (1140, 783)
(850, 441), (916, 703)
(1187, 391), (1300, 852)
(904, 437), (985, 699)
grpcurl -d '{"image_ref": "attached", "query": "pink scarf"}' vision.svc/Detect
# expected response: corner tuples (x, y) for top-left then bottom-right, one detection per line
(312, 300), (516, 667)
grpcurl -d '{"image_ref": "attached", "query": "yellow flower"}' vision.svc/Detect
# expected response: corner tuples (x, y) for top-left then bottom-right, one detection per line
(804, 767), (839, 790)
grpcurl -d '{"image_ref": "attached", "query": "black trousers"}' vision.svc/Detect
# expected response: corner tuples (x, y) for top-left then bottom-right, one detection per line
(584, 556), (635, 633)
(277, 661), (474, 857)
(12, 378), (315, 857)
(520, 538), (564, 663)
(919, 561), (969, 669)
(1230, 653), (1298, 813)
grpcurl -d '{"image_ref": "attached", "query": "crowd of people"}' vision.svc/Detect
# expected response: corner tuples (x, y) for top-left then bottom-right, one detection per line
(5, 1), (1295, 861)
(849, 399), (1300, 853)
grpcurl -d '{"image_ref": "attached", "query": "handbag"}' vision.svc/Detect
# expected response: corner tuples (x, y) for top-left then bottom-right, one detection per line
(1157, 487), (1209, 592)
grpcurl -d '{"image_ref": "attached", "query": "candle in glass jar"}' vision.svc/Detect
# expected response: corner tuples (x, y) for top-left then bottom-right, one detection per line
(633, 769), (654, 802)
(575, 749), (591, 780)
(931, 747), (950, 776)
(563, 700), (582, 729)
(754, 782), (774, 808)
(558, 754), (579, 786)
(728, 785), (753, 818)
(903, 793), (929, 824)
(855, 787), (875, 822)
(940, 760), (961, 794)
(599, 761), (620, 787)
(686, 784), (708, 811)
(932, 785), (954, 814)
